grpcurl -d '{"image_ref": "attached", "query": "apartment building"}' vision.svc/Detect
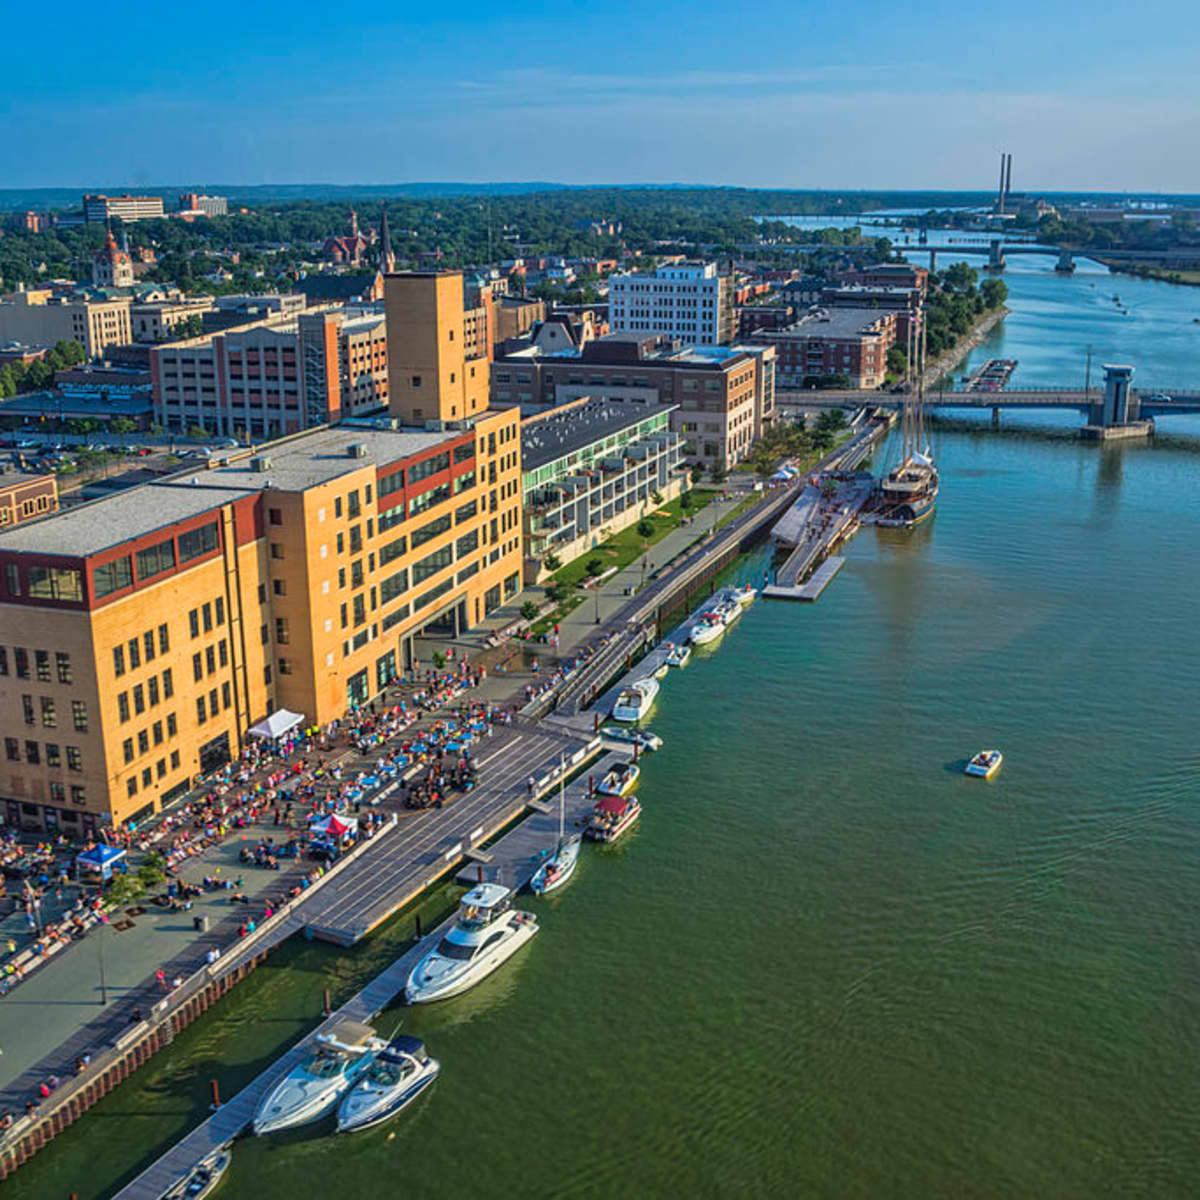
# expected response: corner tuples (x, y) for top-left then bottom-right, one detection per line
(838, 263), (929, 299)
(747, 308), (895, 390)
(385, 272), (490, 427)
(819, 285), (921, 345)
(492, 332), (772, 470)
(607, 262), (734, 345)
(178, 194), (229, 217)
(151, 310), (388, 439)
(0, 289), (131, 358)
(83, 194), (165, 223)
(521, 397), (683, 581)
(0, 415), (522, 832)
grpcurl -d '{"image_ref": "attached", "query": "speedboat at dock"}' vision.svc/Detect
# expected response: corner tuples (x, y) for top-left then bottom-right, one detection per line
(253, 1020), (384, 1135)
(965, 749), (1003, 779)
(689, 613), (725, 646)
(336, 1036), (439, 1133)
(600, 725), (662, 752)
(405, 883), (539, 1004)
(734, 584), (757, 607)
(159, 1146), (232, 1200)
(596, 760), (640, 797)
(611, 677), (659, 723)
(714, 597), (742, 626)
(587, 794), (642, 843)
(664, 642), (691, 667)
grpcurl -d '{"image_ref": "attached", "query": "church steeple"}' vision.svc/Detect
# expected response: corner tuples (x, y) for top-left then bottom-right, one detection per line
(380, 205), (395, 274)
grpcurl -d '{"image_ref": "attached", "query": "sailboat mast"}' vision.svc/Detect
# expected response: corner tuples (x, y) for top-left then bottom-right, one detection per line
(558, 754), (565, 839)
(917, 317), (927, 451)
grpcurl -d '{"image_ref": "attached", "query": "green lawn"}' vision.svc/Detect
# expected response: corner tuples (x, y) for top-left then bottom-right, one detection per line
(551, 491), (716, 588)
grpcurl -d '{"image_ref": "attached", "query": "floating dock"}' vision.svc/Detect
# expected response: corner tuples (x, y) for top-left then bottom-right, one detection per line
(763, 555), (845, 601)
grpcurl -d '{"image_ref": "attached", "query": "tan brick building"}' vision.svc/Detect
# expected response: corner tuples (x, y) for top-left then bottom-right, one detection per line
(0, 289), (131, 358)
(0, 475), (58, 527)
(0, 415), (522, 833)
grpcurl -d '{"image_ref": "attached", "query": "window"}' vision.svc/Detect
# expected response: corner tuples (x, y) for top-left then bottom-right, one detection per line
(352, 595), (366, 626)
(178, 521), (219, 563)
(408, 482), (450, 518)
(336, 532), (345, 554)
(157, 758), (167, 779)
(66, 746), (82, 772)
(413, 544), (453, 584)
(152, 720), (163, 745)
(221, 681), (231, 708)
(56, 652), (71, 684)
(413, 514), (452, 548)
(0, 647), (7, 676)
(340, 603), (347, 629)
(268, 507), (282, 525)
(196, 697), (207, 725)
(14, 648), (28, 679)
(92, 554), (133, 597)
(35, 650), (50, 682)
(4, 738), (18, 762)
(193, 652), (203, 682)
(278, 658), (292, 675)
(135, 538), (175, 580)
(158, 623), (169, 654)
(133, 684), (145, 715)
(40, 696), (56, 727)
(335, 496), (343, 518)
(411, 375), (421, 387)
(205, 646), (216, 675)
(378, 505), (405, 532)
(138, 730), (149, 754)
(218, 640), (228, 668)
(167, 713), (177, 737)
(127, 778), (138, 798)
(209, 689), (219, 718)
(414, 577), (454, 612)
(162, 668), (173, 699)
(28, 566), (83, 602)
(381, 568), (409, 604)
(170, 750), (180, 770)
(123, 738), (134, 764)
(45, 743), (60, 768)
(5, 564), (20, 597)
(21, 695), (34, 725)
(202, 602), (212, 633)
(189, 609), (200, 638)
(349, 525), (362, 554)
(347, 490), (361, 519)
(50, 782), (65, 805)
(350, 560), (364, 589)
(148, 677), (159, 706)
(141, 630), (154, 663)
(454, 442), (475, 464)
(142, 767), (152, 788)
(275, 618), (290, 644)
(453, 469), (475, 495)
(128, 638), (140, 670)
(215, 596), (224, 625)
(409, 452), (449, 484)
(379, 468), (404, 497)
(24, 741), (39, 765)
(271, 543), (283, 560)
(71, 700), (87, 732)
(118, 692), (130, 722)
(455, 499), (478, 524)
(456, 529), (479, 558)
(273, 578), (286, 596)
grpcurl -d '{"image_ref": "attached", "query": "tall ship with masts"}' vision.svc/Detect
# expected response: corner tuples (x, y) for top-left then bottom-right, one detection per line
(877, 310), (938, 528)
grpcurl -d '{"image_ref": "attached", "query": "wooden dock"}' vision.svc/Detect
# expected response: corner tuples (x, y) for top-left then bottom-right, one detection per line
(114, 929), (442, 1200)
(763, 555), (845, 601)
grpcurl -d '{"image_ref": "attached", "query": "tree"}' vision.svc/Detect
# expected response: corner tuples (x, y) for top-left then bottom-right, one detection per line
(105, 871), (145, 909)
(886, 345), (908, 376)
(109, 417), (136, 434)
(543, 552), (561, 573)
(980, 278), (1008, 309)
(432, 650), (447, 670)
(811, 428), (834, 453)
(546, 581), (571, 603)
(585, 557), (604, 577)
(817, 408), (847, 432)
(709, 462), (728, 484)
(680, 489), (693, 511)
(187, 424), (210, 439)
(636, 518), (654, 539)
(520, 600), (539, 621)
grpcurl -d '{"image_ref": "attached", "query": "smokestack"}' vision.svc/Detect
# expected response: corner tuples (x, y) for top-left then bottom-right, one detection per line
(998, 153), (1007, 213)
(1005, 154), (1013, 200)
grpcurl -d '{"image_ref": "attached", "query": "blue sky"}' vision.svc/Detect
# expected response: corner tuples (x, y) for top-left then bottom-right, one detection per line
(5, 0), (1199, 191)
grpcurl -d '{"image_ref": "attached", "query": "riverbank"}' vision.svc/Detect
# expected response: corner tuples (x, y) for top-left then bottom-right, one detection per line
(1099, 259), (1200, 288)
(925, 305), (1009, 388)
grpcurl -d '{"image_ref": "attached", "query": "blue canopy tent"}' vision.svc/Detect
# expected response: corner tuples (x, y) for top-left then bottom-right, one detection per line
(76, 844), (126, 882)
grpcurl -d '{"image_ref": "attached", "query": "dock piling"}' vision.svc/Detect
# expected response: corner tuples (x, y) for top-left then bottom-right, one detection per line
(209, 1079), (220, 1111)
(414, 913), (422, 940)
(322, 987), (332, 1017)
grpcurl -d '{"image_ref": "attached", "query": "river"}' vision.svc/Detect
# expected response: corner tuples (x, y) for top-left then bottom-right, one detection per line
(9, 241), (1200, 1200)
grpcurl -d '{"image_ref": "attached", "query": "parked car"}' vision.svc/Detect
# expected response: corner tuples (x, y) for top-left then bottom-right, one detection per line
(1147, 392), (1173, 404)
(16, 440), (39, 449)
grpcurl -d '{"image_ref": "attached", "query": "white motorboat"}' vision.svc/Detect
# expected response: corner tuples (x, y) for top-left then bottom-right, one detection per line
(596, 759), (640, 797)
(405, 883), (539, 1004)
(611, 677), (659, 723)
(253, 1020), (384, 1135)
(160, 1146), (232, 1200)
(689, 613), (725, 646)
(586, 794), (642, 843)
(734, 584), (757, 606)
(531, 755), (582, 896)
(664, 642), (691, 667)
(600, 725), (662, 752)
(965, 749), (1003, 779)
(714, 597), (742, 626)
(336, 1036), (439, 1133)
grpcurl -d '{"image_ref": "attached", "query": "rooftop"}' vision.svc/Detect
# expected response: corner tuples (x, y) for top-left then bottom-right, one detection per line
(762, 307), (892, 340)
(0, 424), (462, 558)
(522, 398), (674, 471)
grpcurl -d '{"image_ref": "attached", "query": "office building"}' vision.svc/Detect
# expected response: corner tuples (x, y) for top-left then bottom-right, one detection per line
(178, 194), (229, 217)
(0, 414), (522, 832)
(151, 309), (388, 439)
(521, 397), (683, 581)
(131, 299), (215, 342)
(747, 308), (895, 390)
(607, 262), (734, 345)
(0, 289), (131, 358)
(82, 194), (165, 224)
(0, 475), (58, 527)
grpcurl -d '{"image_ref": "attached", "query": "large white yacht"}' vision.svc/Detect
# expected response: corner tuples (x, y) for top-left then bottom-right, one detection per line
(611, 677), (659, 723)
(336, 1035), (440, 1133)
(253, 1021), (384, 1135)
(405, 883), (539, 1004)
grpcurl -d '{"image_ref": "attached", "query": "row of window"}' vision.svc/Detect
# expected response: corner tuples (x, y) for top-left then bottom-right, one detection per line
(20, 693), (88, 732)
(5, 738), (83, 771)
(122, 713), (178, 762)
(0, 648), (72, 684)
(188, 596), (226, 638)
(113, 624), (170, 677)
(192, 639), (229, 682)
(127, 751), (182, 798)
(195, 682), (234, 724)
(116, 669), (174, 722)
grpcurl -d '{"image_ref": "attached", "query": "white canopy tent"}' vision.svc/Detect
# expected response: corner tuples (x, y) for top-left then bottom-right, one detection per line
(247, 709), (305, 740)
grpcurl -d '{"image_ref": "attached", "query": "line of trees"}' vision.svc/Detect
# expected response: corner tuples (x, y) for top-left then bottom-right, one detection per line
(0, 340), (85, 398)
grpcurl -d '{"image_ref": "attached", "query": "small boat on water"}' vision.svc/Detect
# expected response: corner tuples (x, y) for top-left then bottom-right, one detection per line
(653, 663), (669, 680)
(596, 760), (640, 797)
(160, 1147), (232, 1200)
(965, 749), (1003, 779)
(336, 1036), (439, 1133)
(600, 725), (662, 752)
(611, 677), (659, 722)
(253, 1021), (384, 1135)
(531, 759), (582, 896)
(586, 794), (641, 843)
(689, 613), (725, 646)
(405, 883), (538, 1003)
(734, 584), (757, 607)
(664, 642), (691, 668)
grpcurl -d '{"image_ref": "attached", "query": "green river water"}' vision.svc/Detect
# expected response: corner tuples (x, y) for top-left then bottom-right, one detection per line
(11, 256), (1200, 1197)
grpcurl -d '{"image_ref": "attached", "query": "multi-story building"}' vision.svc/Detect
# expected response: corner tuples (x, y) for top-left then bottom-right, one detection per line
(492, 332), (772, 470)
(178, 194), (229, 217)
(0, 475), (58, 527)
(494, 295), (546, 346)
(819, 285), (922, 346)
(151, 310), (388, 439)
(838, 263), (929, 299)
(0, 289), (131, 358)
(7, 212), (51, 234)
(131, 299), (215, 342)
(747, 308), (895, 390)
(91, 230), (134, 288)
(82, 194), (165, 224)
(385, 272), (491, 428)
(521, 397), (683, 581)
(0, 414), (522, 833)
(607, 262), (734, 345)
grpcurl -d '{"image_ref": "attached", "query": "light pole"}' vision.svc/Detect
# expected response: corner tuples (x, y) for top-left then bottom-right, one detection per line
(98, 918), (108, 1006)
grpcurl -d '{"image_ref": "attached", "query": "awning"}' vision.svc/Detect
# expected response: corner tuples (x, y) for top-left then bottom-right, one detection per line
(594, 795), (630, 814)
(309, 813), (358, 837)
(76, 845), (126, 878)
(247, 709), (305, 740)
